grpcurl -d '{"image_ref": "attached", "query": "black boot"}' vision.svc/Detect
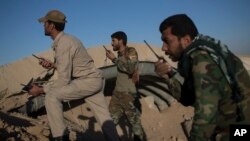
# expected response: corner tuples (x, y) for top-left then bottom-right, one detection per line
(102, 120), (121, 141)
(134, 134), (146, 141)
(53, 134), (69, 141)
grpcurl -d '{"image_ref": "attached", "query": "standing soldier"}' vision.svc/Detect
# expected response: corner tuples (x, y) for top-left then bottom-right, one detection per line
(105, 31), (146, 141)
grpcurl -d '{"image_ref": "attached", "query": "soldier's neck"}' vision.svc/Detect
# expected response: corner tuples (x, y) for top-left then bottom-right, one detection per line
(118, 45), (127, 56)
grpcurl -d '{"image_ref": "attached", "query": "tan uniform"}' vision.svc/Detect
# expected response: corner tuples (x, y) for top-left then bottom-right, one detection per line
(42, 32), (119, 140)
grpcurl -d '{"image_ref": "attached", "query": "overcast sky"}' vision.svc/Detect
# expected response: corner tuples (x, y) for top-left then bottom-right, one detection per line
(1, 0), (250, 65)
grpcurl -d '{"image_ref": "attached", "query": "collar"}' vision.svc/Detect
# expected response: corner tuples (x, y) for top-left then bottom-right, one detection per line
(51, 32), (64, 50)
(118, 46), (127, 57)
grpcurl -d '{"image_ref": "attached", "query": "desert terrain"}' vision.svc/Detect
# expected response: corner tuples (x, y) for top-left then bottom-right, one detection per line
(0, 44), (249, 141)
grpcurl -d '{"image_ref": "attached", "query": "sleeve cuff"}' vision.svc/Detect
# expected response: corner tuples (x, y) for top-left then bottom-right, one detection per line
(43, 84), (50, 94)
(112, 58), (117, 63)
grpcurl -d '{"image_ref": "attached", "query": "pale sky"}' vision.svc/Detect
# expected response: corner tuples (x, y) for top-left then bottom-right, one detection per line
(1, 0), (250, 65)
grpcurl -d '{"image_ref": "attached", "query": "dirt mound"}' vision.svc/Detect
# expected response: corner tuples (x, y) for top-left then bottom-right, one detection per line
(0, 96), (194, 141)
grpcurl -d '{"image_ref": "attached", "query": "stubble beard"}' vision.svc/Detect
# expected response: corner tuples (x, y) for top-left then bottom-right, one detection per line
(112, 45), (119, 51)
(44, 29), (51, 36)
(168, 44), (183, 62)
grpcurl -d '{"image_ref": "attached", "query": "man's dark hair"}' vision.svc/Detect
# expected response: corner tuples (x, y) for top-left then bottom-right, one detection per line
(47, 20), (65, 31)
(159, 14), (198, 40)
(111, 31), (127, 45)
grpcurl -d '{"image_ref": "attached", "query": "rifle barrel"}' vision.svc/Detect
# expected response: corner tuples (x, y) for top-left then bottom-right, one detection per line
(20, 83), (28, 87)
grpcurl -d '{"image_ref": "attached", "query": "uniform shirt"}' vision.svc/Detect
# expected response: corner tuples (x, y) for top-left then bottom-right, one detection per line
(114, 47), (139, 94)
(177, 40), (245, 140)
(187, 50), (233, 140)
(44, 32), (102, 93)
(168, 35), (249, 140)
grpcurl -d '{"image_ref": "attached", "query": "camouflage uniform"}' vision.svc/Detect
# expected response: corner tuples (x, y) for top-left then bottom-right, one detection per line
(169, 35), (250, 141)
(109, 47), (145, 140)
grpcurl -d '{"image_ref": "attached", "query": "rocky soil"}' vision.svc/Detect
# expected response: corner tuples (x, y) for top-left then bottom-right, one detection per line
(0, 96), (194, 141)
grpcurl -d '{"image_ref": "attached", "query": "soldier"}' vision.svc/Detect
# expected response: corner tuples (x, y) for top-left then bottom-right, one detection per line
(105, 31), (146, 141)
(155, 14), (250, 141)
(28, 10), (120, 141)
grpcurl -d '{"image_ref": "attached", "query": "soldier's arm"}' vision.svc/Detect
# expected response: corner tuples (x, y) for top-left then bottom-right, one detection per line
(189, 50), (228, 140)
(127, 47), (139, 74)
(106, 50), (117, 63)
(154, 60), (183, 99)
(43, 40), (73, 93)
(117, 47), (139, 74)
(165, 77), (182, 100)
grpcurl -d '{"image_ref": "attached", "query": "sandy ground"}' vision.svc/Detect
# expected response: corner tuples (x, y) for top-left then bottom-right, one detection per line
(0, 96), (194, 141)
(0, 45), (249, 141)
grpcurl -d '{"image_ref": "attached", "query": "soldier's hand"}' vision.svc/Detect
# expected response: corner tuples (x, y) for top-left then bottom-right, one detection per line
(28, 84), (44, 96)
(106, 50), (116, 61)
(132, 70), (139, 83)
(39, 58), (55, 69)
(155, 60), (173, 79)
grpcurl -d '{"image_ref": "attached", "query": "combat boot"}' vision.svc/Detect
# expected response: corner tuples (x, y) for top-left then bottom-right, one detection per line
(53, 134), (69, 141)
(134, 134), (146, 141)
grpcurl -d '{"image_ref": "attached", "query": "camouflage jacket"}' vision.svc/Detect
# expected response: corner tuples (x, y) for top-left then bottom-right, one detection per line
(176, 35), (250, 140)
(113, 47), (139, 94)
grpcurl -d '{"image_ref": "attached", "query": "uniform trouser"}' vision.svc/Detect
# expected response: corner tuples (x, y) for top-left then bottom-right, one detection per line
(27, 77), (120, 141)
(183, 119), (229, 141)
(109, 91), (145, 140)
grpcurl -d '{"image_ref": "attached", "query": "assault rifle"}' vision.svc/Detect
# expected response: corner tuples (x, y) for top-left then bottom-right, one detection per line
(20, 78), (47, 92)
(144, 40), (177, 76)
(20, 78), (34, 92)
